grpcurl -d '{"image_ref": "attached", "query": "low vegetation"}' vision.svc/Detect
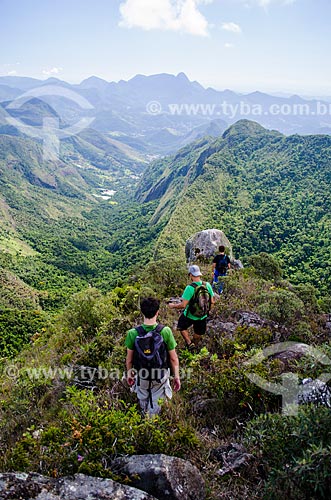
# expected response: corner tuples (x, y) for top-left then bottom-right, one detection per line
(0, 255), (330, 499)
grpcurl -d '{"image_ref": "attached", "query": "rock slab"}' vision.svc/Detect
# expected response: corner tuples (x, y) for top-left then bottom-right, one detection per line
(185, 229), (232, 263)
(112, 454), (205, 500)
(0, 472), (157, 500)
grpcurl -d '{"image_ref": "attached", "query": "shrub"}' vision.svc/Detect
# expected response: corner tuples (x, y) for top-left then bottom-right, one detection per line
(234, 326), (273, 349)
(293, 283), (319, 314)
(6, 387), (199, 477)
(257, 289), (305, 326)
(244, 405), (331, 499)
(0, 309), (48, 358)
(248, 253), (282, 282)
(141, 257), (188, 297)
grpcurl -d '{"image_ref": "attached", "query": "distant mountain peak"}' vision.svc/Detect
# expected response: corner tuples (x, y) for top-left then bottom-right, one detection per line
(79, 76), (109, 89)
(222, 119), (269, 138)
(248, 90), (268, 97)
(43, 77), (63, 84)
(176, 72), (190, 81)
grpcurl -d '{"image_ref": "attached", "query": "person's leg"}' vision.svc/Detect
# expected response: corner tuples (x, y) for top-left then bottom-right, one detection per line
(177, 313), (195, 346)
(192, 332), (202, 344)
(149, 377), (172, 415)
(213, 269), (220, 282)
(218, 272), (226, 293)
(180, 329), (192, 345)
(192, 318), (207, 345)
(135, 380), (149, 414)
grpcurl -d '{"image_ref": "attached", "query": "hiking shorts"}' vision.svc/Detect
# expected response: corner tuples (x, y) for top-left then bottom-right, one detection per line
(134, 374), (172, 416)
(177, 313), (207, 335)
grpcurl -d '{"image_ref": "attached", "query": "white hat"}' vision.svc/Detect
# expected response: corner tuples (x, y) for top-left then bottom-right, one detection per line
(188, 265), (202, 277)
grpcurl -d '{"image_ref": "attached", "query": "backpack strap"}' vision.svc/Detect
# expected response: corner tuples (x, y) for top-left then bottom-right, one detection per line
(190, 281), (207, 289)
(135, 325), (146, 336)
(135, 324), (164, 335)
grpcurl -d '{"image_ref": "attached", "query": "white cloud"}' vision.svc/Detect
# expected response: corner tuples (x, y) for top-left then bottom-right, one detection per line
(224, 42), (235, 48)
(244, 0), (297, 6)
(119, 0), (212, 36)
(221, 22), (242, 33)
(7, 70), (17, 76)
(42, 67), (63, 76)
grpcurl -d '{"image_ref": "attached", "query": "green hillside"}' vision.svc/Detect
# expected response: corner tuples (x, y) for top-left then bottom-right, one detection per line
(136, 120), (331, 298)
(0, 118), (331, 498)
(0, 256), (331, 498)
(0, 129), (150, 309)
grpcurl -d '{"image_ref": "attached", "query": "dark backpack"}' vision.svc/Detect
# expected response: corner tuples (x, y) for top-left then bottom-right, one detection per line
(188, 282), (211, 318)
(216, 254), (229, 274)
(133, 324), (169, 381)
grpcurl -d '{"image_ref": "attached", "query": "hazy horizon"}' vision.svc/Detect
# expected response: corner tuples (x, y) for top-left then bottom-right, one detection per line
(1, 0), (330, 96)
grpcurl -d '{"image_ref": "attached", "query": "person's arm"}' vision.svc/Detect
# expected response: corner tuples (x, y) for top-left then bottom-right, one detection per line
(212, 257), (217, 278)
(207, 283), (215, 309)
(212, 263), (216, 280)
(169, 298), (189, 310)
(168, 349), (181, 392)
(126, 349), (135, 386)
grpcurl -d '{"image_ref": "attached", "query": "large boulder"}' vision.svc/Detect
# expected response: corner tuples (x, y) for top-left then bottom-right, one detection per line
(185, 229), (232, 263)
(111, 454), (205, 500)
(0, 473), (157, 500)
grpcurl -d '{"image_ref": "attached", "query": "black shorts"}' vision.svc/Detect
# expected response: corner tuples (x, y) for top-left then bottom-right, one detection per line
(177, 313), (207, 335)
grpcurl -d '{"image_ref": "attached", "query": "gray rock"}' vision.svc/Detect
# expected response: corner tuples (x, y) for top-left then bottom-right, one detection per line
(0, 472), (157, 500)
(111, 454), (205, 500)
(232, 259), (244, 270)
(325, 314), (331, 333)
(207, 319), (237, 337)
(298, 378), (331, 408)
(234, 310), (271, 329)
(271, 342), (312, 364)
(234, 310), (286, 341)
(185, 229), (232, 263)
(211, 443), (253, 476)
(191, 396), (220, 414)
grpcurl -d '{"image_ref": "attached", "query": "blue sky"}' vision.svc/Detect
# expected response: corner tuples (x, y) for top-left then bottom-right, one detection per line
(1, 0), (330, 94)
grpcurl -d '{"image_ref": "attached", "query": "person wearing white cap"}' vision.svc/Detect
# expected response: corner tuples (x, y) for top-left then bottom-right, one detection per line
(169, 265), (214, 349)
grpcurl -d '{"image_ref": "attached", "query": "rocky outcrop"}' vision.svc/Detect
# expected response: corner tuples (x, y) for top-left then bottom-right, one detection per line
(111, 454), (205, 500)
(185, 229), (232, 263)
(207, 310), (287, 342)
(232, 259), (244, 270)
(0, 473), (157, 500)
(298, 378), (331, 408)
(211, 443), (254, 476)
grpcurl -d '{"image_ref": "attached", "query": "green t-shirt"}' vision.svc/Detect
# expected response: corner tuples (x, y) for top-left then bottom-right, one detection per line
(125, 323), (177, 351)
(182, 281), (214, 320)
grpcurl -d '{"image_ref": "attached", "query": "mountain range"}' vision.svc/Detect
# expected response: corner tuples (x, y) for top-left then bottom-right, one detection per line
(0, 74), (330, 500)
(0, 113), (330, 307)
(136, 119), (331, 296)
(1, 73), (330, 154)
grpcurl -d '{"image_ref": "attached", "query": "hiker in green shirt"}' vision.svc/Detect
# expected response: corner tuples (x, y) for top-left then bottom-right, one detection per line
(125, 297), (180, 415)
(169, 265), (215, 350)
